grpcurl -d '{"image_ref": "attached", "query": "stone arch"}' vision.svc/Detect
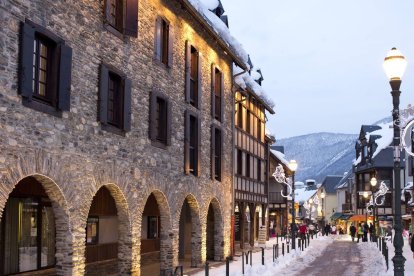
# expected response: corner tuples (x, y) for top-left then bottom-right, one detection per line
(0, 173), (72, 275)
(205, 197), (224, 261)
(83, 183), (133, 275)
(177, 193), (202, 267)
(139, 189), (173, 274)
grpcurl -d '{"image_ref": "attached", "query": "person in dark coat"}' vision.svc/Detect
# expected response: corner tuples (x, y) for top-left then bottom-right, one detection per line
(411, 233), (414, 258)
(350, 224), (357, 242)
(363, 223), (369, 242)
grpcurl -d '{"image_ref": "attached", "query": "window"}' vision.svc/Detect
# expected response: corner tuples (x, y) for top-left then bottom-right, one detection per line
(257, 118), (262, 141)
(86, 217), (99, 245)
(154, 17), (173, 67)
(147, 216), (159, 239)
(184, 110), (200, 176)
(211, 125), (222, 181)
(211, 65), (223, 121)
(19, 20), (72, 115)
(246, 154), (251, 178)
(104, 0), (138, 37)
(237, 149), (243, 175)
(185, 41), (201, 108)
(257, 159), (262, 181)
(99, 63), (132, 133)
(149, 90), (171, 147)
(246, 111), (251, 134)
(237, 102), (243, 128)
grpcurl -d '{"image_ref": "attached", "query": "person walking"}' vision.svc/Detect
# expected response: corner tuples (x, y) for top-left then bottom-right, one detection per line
(357, 223), (364, 243)
(299, 223), (308, 240)
(363, 222), (369, 242)
(350, 224), (356, 242)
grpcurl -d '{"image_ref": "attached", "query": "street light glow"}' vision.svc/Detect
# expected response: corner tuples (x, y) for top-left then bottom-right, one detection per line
(288, 160), (298, 172)
(320, 192), (325, 198)
(383, 47), (407, 81)
(370, 177), (377, 187)
(363, 191), (369, 198)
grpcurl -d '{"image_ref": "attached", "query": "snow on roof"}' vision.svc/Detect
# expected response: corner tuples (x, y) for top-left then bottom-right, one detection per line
(270, 149), (289, 167)
(295, 187), (317, 204)
(188, 0), (250, 69)
(250, 69), (262, 81)
(200, 0), (219, 10)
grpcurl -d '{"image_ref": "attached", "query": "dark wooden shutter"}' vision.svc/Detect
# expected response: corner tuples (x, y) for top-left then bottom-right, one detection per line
(166, 98), (172, 146)
(154, 17), (162, 61)
(219, 128), (223, 180)
(211, 64), (216, 118)
(104, 0), (111, 22)
(58, 44), (72, 111)
(185, 40), (191, 103)
(197, 51), (202, 109)
(19, 22), (35, 100)
(149, 91), (157, 141)
(123, 78), (132, 132)
(184, 110), (190, 175)
(99, 64), (109, 124)
(167, 23), (174, 68)
(125, 0), (138, 37)
(196, 115), (201, 177)
(210, 125), (215, 180)
(220, 70), (224, 122)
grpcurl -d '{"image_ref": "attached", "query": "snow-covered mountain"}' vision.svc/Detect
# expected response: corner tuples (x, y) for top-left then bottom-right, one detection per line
(276, 132), (357, 183)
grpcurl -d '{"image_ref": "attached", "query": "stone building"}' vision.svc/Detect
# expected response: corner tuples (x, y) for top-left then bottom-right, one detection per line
(0, 0), (251, 275)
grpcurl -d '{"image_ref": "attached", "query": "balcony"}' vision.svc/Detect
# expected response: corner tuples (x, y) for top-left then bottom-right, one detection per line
(342, 203), (353, 213)
(269, 192), (286, 204)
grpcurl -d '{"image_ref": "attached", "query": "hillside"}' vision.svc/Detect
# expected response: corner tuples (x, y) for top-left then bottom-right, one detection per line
(276, 132), (357, 183)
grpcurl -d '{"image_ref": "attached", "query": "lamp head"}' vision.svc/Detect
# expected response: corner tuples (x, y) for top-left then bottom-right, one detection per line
(288, 160), (298, 172)
(370, 177), (377, 187)
(363, 191), (369, 198)
(383, 47), (407, 82)
(320, 191), (325, 199)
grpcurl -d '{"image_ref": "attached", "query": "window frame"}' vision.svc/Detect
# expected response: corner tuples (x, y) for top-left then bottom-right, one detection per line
(211, 124), (223, 181)
(149, 90), (171, 148)
(184, 110), (201, 176)
(86, 216), (100, 245)
(103, 0), (138, 39)
(185, 41), (202, 109)
(154, 16), (174, 68)
(211, 64), (224, 122)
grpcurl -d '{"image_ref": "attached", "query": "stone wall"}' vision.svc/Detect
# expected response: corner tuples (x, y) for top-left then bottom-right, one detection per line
(0, 0), (233, 275)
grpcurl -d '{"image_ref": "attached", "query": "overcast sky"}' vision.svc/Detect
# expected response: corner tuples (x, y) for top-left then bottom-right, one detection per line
(223, 0), (414, 139)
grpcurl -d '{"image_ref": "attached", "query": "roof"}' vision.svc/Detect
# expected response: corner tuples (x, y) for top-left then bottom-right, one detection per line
(335, 169), (353, 189)
(270, 149), (290, 167)
(360, 125), (381, 138)
(321, 175), (343, 194)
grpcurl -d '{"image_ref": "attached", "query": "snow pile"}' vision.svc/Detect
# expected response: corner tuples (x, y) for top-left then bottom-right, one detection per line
(188, 0), (249, 68)
(270, 149), (290, 167)
(234, 70), (275, 108)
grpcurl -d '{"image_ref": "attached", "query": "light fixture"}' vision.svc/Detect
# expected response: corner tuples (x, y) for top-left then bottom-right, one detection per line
(370, 177), (377, 187)
(383, 47), (407, 81)
(288, 160), (298, 172)
(320, 192), (325, 199)
(363, 191), (369, 198)
(309, 198), (313, 204)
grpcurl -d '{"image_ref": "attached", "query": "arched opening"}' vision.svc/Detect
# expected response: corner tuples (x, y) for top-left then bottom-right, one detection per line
(85, 186), (119, 275)
(206, 198), (224, 262)
(140, 193), (161, 274)
(0, 177), (57, 275)
(178, 196), (201, 268)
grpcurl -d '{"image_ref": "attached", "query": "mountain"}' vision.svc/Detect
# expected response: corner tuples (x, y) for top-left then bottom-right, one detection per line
(275, 132), (357, 183)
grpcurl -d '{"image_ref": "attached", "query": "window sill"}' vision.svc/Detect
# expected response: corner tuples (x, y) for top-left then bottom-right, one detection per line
(22, 98), (62, 118)
(151, 140), (168, 149)
(104, 23), (128, 42)
(101, 123), (126, 137)
(152, 57), (172, 72)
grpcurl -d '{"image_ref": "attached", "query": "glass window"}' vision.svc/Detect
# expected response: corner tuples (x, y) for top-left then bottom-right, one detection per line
(148, 216), (158, 239)
(86, 217), (99, 245)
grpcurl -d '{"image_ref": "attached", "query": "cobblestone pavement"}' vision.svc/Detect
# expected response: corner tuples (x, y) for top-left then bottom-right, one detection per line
(291, 240), (363, 276)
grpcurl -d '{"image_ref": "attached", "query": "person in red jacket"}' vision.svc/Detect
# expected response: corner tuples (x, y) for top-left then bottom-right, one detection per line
(299, 223), (308, 240)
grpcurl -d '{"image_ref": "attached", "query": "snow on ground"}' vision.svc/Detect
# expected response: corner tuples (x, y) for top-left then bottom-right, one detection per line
(193, 235), (333, 276)
(358, 235), (414, 276)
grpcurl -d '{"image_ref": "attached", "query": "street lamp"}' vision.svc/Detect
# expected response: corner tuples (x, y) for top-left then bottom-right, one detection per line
(383, 47), (407, 275)
(288, 160), (298, 250)
(370, 177), (378, 241)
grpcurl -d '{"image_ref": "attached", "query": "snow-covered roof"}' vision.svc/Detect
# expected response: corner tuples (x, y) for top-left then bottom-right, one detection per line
(270, 149), (289, 167)
(187, 0), (249, 69)
(295, 187), (317, 204)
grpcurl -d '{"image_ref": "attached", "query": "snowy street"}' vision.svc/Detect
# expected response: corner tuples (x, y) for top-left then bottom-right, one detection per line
(192, 234), (414, 276)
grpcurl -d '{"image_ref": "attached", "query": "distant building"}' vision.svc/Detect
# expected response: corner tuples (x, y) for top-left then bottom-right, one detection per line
(319, 175), (343, 226)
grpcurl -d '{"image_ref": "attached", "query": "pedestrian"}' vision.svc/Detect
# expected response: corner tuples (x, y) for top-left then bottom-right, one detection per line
(357, 223), (364, 243)
(363, 222), (369, 242)
(411, 231), (414, 259)
(350, 224), (356, 242)
(369, 223), (374, 242)
(299, 223), (307, 240)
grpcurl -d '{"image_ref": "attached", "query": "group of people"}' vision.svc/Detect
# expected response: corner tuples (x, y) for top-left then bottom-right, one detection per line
(349, 222), (376, 242)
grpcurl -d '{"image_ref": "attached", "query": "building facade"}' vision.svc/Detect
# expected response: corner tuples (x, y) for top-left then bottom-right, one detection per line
(0, 0), (249, 275)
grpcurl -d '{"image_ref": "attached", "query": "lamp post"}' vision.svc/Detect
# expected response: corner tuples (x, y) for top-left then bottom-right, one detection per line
(288, 160), (298, 250)
(363, 191), (370, 225)
(320, 191), (325, 230)
(383, 47), (407, 275)
(370, 177), (378, 241)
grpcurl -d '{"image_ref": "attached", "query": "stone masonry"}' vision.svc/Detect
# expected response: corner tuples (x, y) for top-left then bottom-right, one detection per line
(0, 0), (235, 275)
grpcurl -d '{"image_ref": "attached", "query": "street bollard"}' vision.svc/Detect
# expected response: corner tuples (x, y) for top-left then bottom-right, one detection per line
(205, 261), (209, 276)
(277, 233), (279, 244)
(242, 253), (245, 274)
(307, 234), (310, 245)
(249, 250), (252, 266)
(261, 247), (265, 265)
(287, 243), (290, 254)
(226, 257), (230, 276)
(379, 237), (382, 251)
(276, 243), (279, 259)
(301, 238), (304, 251)
(245, 251), (248, 265)
(282, 243), (285, 256)
(298, 239), (301, 250)
(272, 244), (275, 262)
(384, 245), (389, 271)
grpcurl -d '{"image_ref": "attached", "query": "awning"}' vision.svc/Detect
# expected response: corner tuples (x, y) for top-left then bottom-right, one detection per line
(348, 214), (373, 222)
(330, 212), (343, 220)
(402, 214), (412, 220)
(339, 214), (353, 220)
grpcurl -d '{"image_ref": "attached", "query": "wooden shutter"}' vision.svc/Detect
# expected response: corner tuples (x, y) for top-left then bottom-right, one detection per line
(197, 51), (202, 109)
(125, 0), (138, 37)
(219, 128), (223, 180)
(166, 98), (172, 146)
(19, 22), (35, 100)
(196, 115), (201, 177)
(184, 40), (191, 103)
(184, 110), (190, 175)
(58, 44), (72, 111)
(211, 64), (216, 118)
(210, 125), (215, 180)
(154, 17), (162, 61)
(167, 23), (174, 68)
(123, 78), (132, 132)
(104, 0), (111, 22)
(220, 70), (224, 122)
(149, 91), (157, 141)
(99, 64), (109, 124)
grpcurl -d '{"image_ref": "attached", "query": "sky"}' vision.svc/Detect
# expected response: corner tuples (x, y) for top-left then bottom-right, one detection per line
(222, 0), (414, 139)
